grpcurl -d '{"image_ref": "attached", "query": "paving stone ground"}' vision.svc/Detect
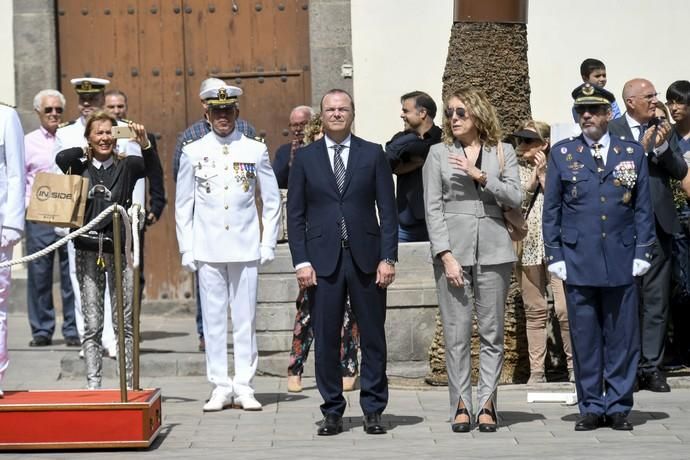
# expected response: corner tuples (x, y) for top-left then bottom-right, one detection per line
(2, 312), (690, 459)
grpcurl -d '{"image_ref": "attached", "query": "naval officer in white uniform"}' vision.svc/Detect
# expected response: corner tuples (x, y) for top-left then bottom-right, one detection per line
(176, 85), (280, 411)
(0, 103), (26, 397)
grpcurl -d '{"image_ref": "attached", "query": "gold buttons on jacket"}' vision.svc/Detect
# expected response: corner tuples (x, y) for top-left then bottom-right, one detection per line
(601, 215), (607, 221)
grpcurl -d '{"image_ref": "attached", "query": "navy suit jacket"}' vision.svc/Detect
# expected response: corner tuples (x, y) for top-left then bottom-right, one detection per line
(272, 143), (292, 188)
(287, 135), (398, 277)
(609, 115), (688, 235)
(542, 134), (655, 287)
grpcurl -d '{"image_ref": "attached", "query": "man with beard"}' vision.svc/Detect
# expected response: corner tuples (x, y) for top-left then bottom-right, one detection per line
(543, 83), (655, 431)
(385, 91), (441, 242)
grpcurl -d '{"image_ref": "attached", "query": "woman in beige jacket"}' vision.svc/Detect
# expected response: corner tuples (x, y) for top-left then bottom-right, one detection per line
(423, 88), (521, 433)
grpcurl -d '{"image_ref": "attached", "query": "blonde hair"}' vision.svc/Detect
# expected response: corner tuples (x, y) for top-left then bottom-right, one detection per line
(442, 87), (502, 146)
(83, 111), (124, 161)
(302, 113), (323, 145)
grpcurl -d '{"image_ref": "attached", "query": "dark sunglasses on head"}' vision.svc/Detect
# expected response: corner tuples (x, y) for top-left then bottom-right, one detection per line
(43, 106), (64, 114)
(444, 107), (467, 119)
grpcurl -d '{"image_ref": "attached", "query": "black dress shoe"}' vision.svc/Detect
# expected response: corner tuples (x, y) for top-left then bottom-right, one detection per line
(477, 407), (497, 432)
(608, 412), (633, 431)
(317, 414), (343, 436)
(574, 413), (604, 431)
(451, 407), (471, 433)
(29, 336), (52, 347)
(639, 370), (671, 392)
(363, 413), (387, 435)
(64, 336), (81, 347)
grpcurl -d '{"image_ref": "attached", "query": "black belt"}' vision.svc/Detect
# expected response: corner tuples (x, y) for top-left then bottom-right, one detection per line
(341, 239), (350, 248)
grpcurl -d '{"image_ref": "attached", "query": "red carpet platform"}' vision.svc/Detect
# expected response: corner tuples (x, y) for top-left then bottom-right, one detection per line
(0, 388), (161, 450)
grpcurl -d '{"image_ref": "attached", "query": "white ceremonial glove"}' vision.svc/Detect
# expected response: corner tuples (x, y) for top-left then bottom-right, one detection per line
(632, 259), (651, 277)
(0, 228), (22, 248)
(547, 261), (567, 281)
(181, 252), (197, 273)
(260, 245), (275, 266)
(54, 226), (69, 237)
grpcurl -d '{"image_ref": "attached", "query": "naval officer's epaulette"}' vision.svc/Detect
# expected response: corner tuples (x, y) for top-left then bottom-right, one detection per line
(0, 101), (15, 108)
(58, 119), (76, 129)
(182, 137), (201, 147)
(253, 136), (266, 144)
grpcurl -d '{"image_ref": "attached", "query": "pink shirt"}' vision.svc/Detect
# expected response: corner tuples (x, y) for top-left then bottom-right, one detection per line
(24, 126), (57, 207)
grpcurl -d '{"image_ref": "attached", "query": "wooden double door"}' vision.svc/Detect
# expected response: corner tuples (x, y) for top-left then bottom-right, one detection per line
(57, 0), (311, 300)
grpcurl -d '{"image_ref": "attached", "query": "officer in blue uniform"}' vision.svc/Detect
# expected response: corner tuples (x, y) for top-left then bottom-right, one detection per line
(542, 83), (656, 431)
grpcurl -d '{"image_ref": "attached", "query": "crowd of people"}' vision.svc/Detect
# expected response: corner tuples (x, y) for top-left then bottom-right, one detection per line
(0, 56), (688, 436)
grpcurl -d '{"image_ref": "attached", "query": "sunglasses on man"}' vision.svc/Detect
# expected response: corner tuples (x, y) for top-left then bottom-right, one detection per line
(43, 106), (64, 114)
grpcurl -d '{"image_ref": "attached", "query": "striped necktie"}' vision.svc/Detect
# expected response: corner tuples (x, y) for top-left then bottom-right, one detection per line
(332, 144), (348, 240)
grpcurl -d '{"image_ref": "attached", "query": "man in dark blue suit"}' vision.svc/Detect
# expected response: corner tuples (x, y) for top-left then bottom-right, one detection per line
(287, 89), (398, 436)
(608, 78), (688, 393)
(543, 84), (655, 431)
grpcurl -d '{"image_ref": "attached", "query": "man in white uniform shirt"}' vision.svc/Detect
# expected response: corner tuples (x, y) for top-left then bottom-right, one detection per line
(176, 85), (280, 411)
(0, 103), (26, 397)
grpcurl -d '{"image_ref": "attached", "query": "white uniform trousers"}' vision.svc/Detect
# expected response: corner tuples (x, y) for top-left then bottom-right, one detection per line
(68, 241), (116, 349)
(0, 246), (13, 384)
(198, 260), (258, 396)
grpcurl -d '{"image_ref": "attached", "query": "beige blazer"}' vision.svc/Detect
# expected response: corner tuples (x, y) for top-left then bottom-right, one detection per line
(422, 140), (522, 266)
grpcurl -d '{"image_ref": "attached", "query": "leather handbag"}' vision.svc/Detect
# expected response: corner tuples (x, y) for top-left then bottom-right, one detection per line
(496, 143), (528, 241)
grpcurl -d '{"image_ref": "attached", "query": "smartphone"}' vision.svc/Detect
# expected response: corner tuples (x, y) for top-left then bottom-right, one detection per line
(112, 125), (135, 139)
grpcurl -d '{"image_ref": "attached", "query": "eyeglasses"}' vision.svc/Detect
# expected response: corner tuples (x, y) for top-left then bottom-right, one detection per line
(444, 107), (467, 119)
(574, 105), (607, 115)
(43, 107), (64, 114)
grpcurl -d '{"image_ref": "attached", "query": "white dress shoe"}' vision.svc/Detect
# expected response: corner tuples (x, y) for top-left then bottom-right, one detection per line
(233, 394), (262, 411)
(203, 388), (234, 412)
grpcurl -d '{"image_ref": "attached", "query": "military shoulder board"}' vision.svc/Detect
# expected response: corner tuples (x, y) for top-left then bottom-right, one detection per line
(58, 120), (76, 128)
(253, 136), (266, 143)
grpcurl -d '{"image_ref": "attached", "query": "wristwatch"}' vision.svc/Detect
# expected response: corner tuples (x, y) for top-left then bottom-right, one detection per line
(383, 258), (396, 266)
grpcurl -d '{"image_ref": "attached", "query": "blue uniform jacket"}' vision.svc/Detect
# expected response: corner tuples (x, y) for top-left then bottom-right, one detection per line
(542, 134), (655, 287)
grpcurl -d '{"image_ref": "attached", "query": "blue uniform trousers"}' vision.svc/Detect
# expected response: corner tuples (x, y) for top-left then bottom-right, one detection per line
(26, 221), (76, 340)
(565, 283), (640, 416)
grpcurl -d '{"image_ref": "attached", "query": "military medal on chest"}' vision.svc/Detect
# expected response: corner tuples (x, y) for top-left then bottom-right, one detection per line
(234, 162), (257, 192)
(612, 160), (637, 204)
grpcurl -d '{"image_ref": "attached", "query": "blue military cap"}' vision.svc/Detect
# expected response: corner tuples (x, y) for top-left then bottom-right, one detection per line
(571, 83), (615, 106)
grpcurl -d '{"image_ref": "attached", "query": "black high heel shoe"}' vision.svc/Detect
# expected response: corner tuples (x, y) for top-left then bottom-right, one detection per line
(451, 407), (471, 433)
(477, 407), (497, 432)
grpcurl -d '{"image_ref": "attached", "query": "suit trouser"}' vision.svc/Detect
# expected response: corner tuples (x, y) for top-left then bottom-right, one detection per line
(0, 246), (13, 384)
(565, 283), (639, 416)
(309, 247), (388, 417)
(434, 262), (512, 420)
(25, 222), (76, 340)
(519, 263), (573, 374)
(198, 261), (258, 396)
(639, 232), (672, 374)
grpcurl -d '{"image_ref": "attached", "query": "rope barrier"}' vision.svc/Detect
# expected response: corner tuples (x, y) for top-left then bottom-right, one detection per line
(0, 204), (139, 269)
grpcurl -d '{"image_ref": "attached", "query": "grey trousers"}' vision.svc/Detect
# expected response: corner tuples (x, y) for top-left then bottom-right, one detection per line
(433, 262), (513, 421)
(76, 249), (134, 389)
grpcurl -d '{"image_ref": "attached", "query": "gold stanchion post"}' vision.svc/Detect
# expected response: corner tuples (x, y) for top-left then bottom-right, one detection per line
(112, 209), (128, 402)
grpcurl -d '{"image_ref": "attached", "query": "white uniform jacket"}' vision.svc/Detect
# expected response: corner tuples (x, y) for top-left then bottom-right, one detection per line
(54, 117), (145, 205)
(176, 129), (280, 263)
(0, 105), (26, 233)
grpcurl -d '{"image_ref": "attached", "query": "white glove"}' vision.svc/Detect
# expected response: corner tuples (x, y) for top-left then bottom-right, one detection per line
(260, 245), (275, 266)
(0, 228), (22, 248)
(181, 252), (197, 272)
(632, 259), (651, 277)
(547, 261), (567, 281)
(54, 226), (69, 237)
